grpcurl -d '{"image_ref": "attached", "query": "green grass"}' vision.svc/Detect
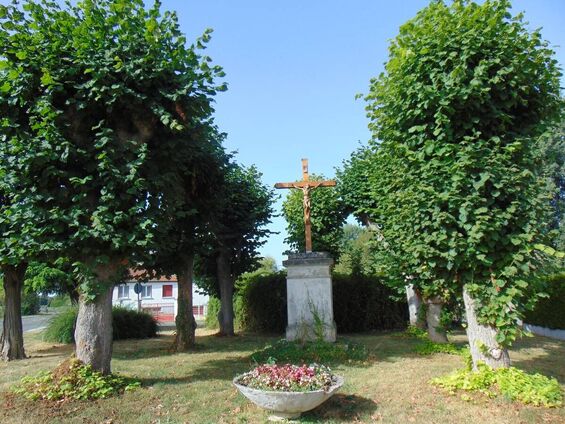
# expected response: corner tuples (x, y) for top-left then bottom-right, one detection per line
(0, 329), (563, 423)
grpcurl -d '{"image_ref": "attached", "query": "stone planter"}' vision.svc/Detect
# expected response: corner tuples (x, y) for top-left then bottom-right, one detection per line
(233, 375), (344, 421)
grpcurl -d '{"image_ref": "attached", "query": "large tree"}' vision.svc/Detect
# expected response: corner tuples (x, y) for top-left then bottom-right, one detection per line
(139, 132), (227, 351)
(197, 163), (275, 336)
(0, 0), (224, 372)
(364, 0), (563, 368)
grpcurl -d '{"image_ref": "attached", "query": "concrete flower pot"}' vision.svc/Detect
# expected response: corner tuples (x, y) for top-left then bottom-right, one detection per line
(233, 375), (344, 421)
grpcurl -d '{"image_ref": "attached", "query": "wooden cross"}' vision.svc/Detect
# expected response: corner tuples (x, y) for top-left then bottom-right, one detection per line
(275, 158), (336, 253)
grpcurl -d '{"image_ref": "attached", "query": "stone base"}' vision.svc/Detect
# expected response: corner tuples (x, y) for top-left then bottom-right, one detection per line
(283, 252), (336, 343)
(286, 322), (336, 343)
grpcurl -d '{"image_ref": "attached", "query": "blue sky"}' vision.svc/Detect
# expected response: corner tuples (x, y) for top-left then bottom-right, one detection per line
(168, 0), (565, 267)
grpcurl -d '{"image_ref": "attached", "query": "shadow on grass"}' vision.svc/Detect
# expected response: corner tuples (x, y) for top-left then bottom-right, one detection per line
(511, 336), (565, 384)
(112, 333), (276, 360)
(28, 344), (74, 359)
(300, 393), (379, 423)
(137, 356), (251, 386)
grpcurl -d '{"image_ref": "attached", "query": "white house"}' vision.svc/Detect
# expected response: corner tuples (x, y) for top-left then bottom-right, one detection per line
(112, 273), (209, 324)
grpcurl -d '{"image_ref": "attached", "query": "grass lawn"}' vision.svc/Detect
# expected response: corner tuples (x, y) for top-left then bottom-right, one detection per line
(0, 328), (563, 423)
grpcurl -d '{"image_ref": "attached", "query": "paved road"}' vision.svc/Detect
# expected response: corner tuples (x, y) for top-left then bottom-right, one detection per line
(0, 310), (56, 333)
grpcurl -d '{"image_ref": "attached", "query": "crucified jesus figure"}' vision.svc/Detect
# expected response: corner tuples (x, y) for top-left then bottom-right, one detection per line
(275, 159), (336, 253)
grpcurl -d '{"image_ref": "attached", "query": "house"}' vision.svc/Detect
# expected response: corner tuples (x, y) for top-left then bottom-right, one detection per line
(112, 273), (209, 323)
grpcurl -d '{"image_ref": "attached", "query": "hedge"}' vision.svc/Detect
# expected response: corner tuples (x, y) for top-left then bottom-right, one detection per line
(523, 273), (565, 330)
(209, 271), (408, 334)
(43, 307), (158, 343)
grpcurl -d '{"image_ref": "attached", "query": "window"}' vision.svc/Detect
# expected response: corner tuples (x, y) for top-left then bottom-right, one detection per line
(141, 284), (152, 298)
(118, 284), (129, 299)
(162, 285), (173, 298)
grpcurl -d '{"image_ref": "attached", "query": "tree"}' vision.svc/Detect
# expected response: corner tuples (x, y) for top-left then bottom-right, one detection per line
(0, 0), (224, 372)
(138, 133), (227, 351)
(281, 175), (347, 257)
(364, 0), (563, 368)
(25, 261), (78, 304)
(334, 224), (376, 277)
(539, 123), (565, 250)
(197, 163), (275, 336)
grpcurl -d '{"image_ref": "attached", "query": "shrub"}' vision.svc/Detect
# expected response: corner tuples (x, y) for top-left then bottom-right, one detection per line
(112, 307), (157, 340)
(523, 273), (565, 329)
(205, 295), (246, 330)
(332, 273), (408, 332)
(238, 271), (287, 333)
(13, 358), (140, 401)
(43, 307), (157, 343)
(431, 363), (563, 407)
(43, 307), (78, 344)
(21, 291), (41, 315)
(205, 297), (221, 329)
(251, 339), (369, 365)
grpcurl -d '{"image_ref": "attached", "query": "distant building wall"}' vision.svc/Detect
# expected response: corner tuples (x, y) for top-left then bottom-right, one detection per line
(112, 281), (208, 323)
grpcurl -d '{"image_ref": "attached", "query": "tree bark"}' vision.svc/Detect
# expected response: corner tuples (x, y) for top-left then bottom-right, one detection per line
(75, 285), (114, 374)
(463, 286), (510, 370)
(174, 254), (196, 351)
(405, 284), (426, 329)
(425, 297), (448, 343)
(1, 264), (27, 361)
(217, 247), (234, 336)
(74, 262), (120, 375)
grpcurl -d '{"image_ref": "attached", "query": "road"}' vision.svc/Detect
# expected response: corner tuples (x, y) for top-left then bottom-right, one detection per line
(0, 310), (56, 333)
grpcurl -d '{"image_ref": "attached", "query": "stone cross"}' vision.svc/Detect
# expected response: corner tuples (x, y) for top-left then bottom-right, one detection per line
(275, 158), (336, 253)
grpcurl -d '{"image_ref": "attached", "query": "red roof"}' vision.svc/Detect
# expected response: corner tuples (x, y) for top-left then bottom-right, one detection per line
(127, 269), (178, 282)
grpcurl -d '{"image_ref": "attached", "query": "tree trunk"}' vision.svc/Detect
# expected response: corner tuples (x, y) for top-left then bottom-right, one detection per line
(1, 264), (27, 361)
(74, 285), (114, 375)
(405, 284), (426, 329)
(217, 247), (234, 336)
(174, 254), (196, 351)
(425, 297), (448, 343)
(463, 286), (510, 370)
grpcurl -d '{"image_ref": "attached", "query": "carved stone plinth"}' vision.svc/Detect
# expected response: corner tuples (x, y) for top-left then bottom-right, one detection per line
(283, 252), (336, 342)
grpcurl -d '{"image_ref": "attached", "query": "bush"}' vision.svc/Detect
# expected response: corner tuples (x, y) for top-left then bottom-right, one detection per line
(432, 363), (563, 407)
(43, 307), (77, 344)
(43, 307), (158, 344)
(205, 297), (221, 329)
(238, 271), (287, 333)
(236, 271), (408, 334)
(523, 273), (565, 329)
(13, 358), (140, 401)
(205, 295), (246, 330)
(21, 291), (41, 315)
(332, 273), (408, 332)
(112, 307), (157, 340)
(251, 339), (369, 365)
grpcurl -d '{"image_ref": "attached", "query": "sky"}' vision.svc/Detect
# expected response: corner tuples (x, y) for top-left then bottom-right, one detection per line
(164, 0), (565, 267)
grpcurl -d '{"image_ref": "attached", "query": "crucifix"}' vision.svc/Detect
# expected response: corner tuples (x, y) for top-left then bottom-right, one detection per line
(275, 158), (336, 253)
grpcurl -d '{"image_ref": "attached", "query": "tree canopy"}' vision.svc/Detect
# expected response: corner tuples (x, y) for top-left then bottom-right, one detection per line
(363, 0), (563, 357)
(0, 0), (226, 371)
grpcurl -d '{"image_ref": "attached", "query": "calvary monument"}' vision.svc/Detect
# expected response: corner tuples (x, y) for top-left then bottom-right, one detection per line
(275, 159), (337, 342)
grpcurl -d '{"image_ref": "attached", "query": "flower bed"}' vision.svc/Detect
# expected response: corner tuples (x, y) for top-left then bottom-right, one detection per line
(234, 363), (336, 392)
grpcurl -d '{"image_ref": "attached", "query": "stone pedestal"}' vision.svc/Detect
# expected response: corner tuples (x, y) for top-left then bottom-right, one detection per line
(283, 252), (336, 342)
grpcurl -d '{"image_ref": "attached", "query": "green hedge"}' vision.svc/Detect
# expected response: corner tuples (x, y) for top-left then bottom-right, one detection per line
(225, 271), (408, 334)
(524, 273), (565, 330)
(43, 307), (158, 343)
(238, 271), (287, 333)
(332, 273), (408, 332)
